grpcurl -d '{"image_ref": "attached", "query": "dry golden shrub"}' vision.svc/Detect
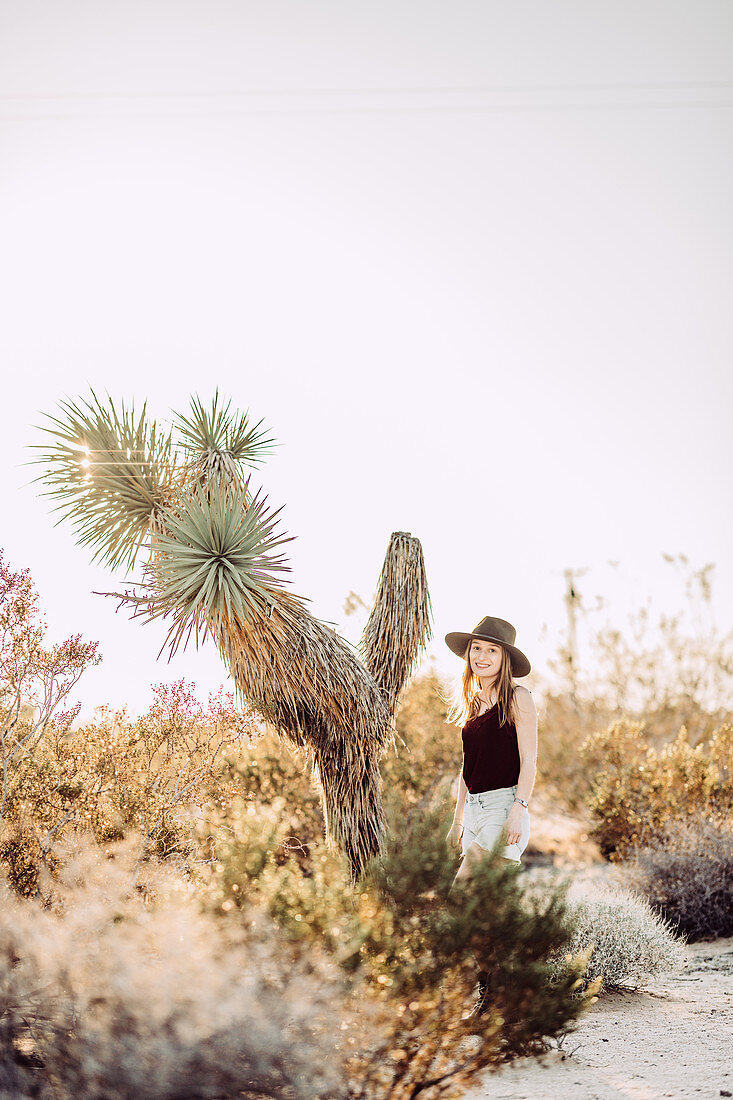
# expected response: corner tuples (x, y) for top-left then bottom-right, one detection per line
(382, 669), (458, 812)
(1, 680), (255, 895)
(547, 880), (685, 990)
(580, 720), (733, 860)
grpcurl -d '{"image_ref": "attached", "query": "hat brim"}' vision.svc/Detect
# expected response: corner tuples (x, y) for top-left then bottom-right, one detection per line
(444, 631), (531, 677)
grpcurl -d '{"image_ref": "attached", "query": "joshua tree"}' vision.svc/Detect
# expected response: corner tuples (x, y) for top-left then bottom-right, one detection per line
(33, 392), (432, 877)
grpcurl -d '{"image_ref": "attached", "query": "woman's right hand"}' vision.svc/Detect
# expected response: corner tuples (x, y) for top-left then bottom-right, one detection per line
(446, 821), (463, 848)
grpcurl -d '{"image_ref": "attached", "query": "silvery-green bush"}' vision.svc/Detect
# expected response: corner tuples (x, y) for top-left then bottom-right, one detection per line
(549, 881), (686, 992)
(0, 843), (359, 1100)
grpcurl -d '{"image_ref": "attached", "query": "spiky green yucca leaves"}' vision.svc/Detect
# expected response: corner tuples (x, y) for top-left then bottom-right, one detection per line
(126, 482), (293, 656)
(174, 391), (275, 486)
(33, 392), (176, 571)
(34, 389), (434, 877)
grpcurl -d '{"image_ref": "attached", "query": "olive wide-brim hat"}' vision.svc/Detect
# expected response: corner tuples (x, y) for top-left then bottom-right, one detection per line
(445, 615), (531, 677)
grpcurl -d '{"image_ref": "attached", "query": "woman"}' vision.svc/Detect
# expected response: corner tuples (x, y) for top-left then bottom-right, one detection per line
(445, 616), (537, 877)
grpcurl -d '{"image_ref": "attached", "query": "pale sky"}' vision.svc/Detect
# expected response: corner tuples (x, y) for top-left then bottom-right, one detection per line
(1, 1), (732, 719)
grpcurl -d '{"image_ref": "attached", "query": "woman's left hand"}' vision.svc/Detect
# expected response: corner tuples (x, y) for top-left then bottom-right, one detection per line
(503, 804), (525, 847)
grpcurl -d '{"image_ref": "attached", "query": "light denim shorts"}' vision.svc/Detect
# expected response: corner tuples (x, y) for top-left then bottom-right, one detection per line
(462, 784), (531, 864)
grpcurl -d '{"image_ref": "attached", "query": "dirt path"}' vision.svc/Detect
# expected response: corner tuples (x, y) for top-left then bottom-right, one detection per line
(465, 937), (733, 1100)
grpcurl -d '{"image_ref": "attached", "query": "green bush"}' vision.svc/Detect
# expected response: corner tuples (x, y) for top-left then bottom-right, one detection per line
(362, 806), (602, 1070)
(203, 794), (600, 1096)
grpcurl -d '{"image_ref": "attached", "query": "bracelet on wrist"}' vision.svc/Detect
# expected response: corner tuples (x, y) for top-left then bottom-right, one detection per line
(514, 796), (528, 808)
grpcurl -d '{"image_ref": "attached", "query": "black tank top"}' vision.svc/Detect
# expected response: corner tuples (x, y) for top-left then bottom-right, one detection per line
(462, 702), (520, 793)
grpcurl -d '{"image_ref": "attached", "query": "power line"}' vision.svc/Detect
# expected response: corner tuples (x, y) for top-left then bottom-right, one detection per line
(1, 79), (732, 101)
(3, 79), (732, 122)
(2, 99), (732, 123)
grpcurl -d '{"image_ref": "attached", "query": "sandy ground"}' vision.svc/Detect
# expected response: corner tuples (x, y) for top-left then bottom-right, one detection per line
(462, 795), (733, 1100)
(465, 936), (733, 1100)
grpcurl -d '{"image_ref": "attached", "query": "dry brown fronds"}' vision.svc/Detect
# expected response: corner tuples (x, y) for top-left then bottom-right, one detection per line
(360, 532), (433, 712)
(218, 592), (394, 879)
(215, 533), (433, 878)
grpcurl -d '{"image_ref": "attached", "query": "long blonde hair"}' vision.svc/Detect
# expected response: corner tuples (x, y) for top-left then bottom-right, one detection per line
(446, 642), (517, 728)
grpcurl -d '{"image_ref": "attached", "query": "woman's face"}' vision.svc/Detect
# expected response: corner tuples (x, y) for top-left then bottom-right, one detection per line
(469, 639), (503, 681)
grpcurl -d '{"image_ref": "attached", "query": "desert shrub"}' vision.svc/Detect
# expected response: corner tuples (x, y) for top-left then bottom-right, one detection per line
(1, 550), (100, 893)
(208, 725), (324, 877)
(359, 807), (602, 1077)
(527, 686), (731, 820)
(1, 679), (255, 896)
(206, 794), (369, 965)
(204, 794), (600, 1096)
(533, 691), (615, 812)
(381, 670), (458, 812)
(0, 821), (599, 1100)
(0, 842), (361, 1100)
(580, 720), (733, 860)
(623, 816), (733, 941)
(0, 660), (464, 901)
(534, 558), (733, 810)
(548, 881), (686, 991)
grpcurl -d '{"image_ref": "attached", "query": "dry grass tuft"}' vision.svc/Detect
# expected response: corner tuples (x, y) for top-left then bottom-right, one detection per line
(548, 880), (686, 991)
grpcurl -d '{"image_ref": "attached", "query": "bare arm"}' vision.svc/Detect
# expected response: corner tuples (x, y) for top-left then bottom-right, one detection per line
(453, 764), (468, 826)
(513, 685), (538, 805)
(502, 687), (538, 847)
(447, 758), (467, 847)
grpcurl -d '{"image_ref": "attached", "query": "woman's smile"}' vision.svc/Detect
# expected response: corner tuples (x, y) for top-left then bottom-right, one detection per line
(469, 640), (502, 678)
